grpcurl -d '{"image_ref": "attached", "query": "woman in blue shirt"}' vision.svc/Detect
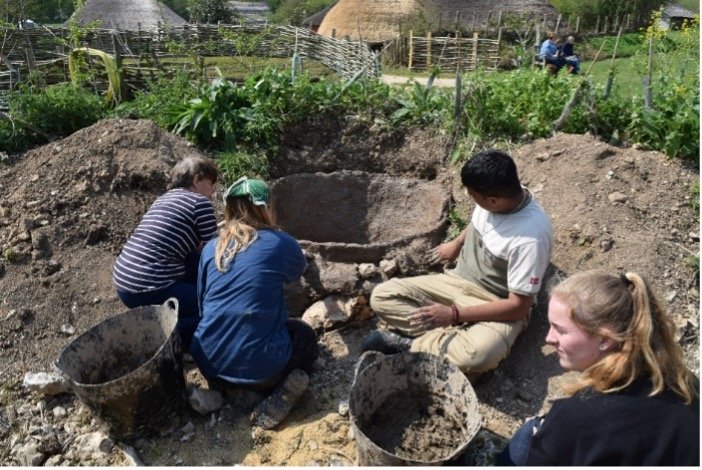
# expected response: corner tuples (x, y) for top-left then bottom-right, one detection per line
(191, 176), (318, 429)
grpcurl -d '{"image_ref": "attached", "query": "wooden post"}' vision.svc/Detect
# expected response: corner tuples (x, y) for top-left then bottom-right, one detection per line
(644, 35), (653, 109)
(542, 14), (547, 32)
(604, 26), (623, 99)
(455, 11), (460, 30)
(595, 16), (600, 33)
(497, 11), (503, 29)
(603, 16), (608, 33)
(24, 47), (36, 71)
(555, 14), (562, 34)
(455, 31), (461, 73)
(332, 28), (336, 38)
(487, 12), (492, 29)
(472, 14), (477, 32)
(471, 32), (478, 70)
(626, 14), (631, 31)
(426, 31), (432, 68)
(110, 33), (121, 69)
(408, 30), (413, 70)
(438, 12), (443, 32)
(575, 16), (580, 33)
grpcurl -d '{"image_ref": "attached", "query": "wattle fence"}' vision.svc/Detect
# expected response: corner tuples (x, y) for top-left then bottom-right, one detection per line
(0, 23), (379, 109)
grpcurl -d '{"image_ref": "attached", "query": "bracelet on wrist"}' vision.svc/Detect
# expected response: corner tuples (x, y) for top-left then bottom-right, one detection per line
(451, 304), (460, 326)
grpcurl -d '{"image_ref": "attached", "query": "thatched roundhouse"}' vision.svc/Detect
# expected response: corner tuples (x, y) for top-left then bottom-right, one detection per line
(318, 0), (422, 42)
(318, 0), (558, 41)
(66, 0), (187, 30)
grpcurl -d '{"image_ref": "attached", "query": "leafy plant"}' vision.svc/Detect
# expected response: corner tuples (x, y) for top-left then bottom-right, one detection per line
(2, 82), (105, 151)
(187, 0), (233, 24)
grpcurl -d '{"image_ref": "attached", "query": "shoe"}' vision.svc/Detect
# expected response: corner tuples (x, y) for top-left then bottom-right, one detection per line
(250, 369), (309, 429)
(361, 330), (413, 355)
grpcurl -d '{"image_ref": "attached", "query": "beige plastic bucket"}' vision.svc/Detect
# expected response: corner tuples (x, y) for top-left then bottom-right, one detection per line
(55, 298), (186, 439)
(349, 351), (481, 465)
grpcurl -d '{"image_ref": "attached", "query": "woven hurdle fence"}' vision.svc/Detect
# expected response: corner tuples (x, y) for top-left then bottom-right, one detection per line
(0, 23), (379, 109)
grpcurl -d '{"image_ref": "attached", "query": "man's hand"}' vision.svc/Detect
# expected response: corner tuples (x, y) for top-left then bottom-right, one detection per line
(409, 302), (453, 330)
(430, 238), (463, 264)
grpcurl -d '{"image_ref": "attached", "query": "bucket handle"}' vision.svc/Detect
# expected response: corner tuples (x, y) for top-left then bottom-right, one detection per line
(352, 350), (385, 385)
(164, 297), (179, 316)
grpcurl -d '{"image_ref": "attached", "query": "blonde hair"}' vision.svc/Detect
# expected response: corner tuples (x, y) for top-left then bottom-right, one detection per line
(214, 197), (275, 272)
(552, 270), (697, 404)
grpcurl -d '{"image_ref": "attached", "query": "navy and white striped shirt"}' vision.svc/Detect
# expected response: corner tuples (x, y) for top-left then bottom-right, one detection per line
(113, 188), (218, 293)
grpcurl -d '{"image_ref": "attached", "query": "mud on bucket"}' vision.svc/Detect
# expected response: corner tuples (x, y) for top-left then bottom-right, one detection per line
(55, 298), (186, 439)
(349, 352), (481, 466)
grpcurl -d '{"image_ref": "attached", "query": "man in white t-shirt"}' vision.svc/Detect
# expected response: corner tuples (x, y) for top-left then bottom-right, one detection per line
(364, 149), (553, 376)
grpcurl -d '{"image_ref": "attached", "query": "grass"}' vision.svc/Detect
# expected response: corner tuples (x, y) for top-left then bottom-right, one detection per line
(582, 47), (697, 99)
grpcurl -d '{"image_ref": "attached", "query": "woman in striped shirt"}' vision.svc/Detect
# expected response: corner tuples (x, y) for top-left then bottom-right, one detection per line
(113, 155), (219, 350)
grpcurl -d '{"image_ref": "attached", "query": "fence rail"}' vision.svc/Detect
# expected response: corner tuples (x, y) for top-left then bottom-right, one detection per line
(402, 32), (501, 72)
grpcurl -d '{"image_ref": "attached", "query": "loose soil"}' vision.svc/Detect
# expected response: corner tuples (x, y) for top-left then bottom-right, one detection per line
(0, 117), (698, 465)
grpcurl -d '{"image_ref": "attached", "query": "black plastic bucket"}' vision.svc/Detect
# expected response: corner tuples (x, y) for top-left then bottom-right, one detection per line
(55, 298), (185, 439)
(349, 352), (481, 465)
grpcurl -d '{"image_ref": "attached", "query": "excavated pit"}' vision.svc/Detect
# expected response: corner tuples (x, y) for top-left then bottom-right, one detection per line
(271, 171), (450, 265)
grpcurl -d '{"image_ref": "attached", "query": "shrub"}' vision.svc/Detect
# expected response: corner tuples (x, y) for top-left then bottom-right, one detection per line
(2, 82), (105, 152)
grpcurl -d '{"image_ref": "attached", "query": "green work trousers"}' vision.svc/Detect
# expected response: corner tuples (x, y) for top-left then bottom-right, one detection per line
(369, 272), (528, 375)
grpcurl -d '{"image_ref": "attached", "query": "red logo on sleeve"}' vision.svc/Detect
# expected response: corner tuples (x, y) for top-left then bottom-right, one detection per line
(529, 277), (541, 285)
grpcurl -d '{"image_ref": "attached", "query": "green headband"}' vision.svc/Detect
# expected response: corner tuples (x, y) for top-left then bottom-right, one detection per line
(223, 176), (269, 207)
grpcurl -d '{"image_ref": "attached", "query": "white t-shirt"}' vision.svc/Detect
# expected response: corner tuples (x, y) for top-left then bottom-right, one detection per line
(453, 191), (552, 298)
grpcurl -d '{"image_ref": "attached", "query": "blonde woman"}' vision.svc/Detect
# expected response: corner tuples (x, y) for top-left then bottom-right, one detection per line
(499, 270), (699, 465)
(190, 177), (317, 429)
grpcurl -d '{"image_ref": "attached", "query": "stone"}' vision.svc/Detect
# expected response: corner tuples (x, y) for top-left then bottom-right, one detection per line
(30, 227), (52, 257)
(188, 387), (224, 415)
(52, 406), (67, 418)
(337, 399), (349, 417)
(22, 372), (70, 396)
(72, 431), (114, 461)
(119, 444), (143, 466)
(357, 263), (377, 279)
(379, 258), (398, 277)
(301, 296), (349, 332)
(608, 192), (628, 204)
(15, 442), (46, 466)
(60, 324), (75, 336)
(600, 239), (613, 252)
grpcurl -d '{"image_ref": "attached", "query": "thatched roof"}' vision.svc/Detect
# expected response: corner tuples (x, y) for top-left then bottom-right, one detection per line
(318, 0), (558, 41)
(66, 0), (187, 30)
(318, 0), (422, 42)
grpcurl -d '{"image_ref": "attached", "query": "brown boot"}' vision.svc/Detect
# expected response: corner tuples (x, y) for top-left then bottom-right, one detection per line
(250, 369), (309, 429)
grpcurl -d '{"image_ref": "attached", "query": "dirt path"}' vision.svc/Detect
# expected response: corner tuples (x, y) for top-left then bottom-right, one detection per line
(381, 74), (457, 87)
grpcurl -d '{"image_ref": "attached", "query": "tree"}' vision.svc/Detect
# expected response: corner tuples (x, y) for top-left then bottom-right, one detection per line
(550, 0), (667, 29)
(1, 0), (76, 24)
(187, 0), (233, 24)
(161, 0), (189, 20)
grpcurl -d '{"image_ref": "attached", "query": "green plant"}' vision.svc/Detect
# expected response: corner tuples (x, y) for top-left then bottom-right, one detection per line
(4, 82), (105, 151)
(446, 208), (467, 241)
(215, 150), (269, 184)
(188, 0), (233, 24)
(113, 70), (200, 127)
(689, 182), (700, 212)
(389, 69), (452, 127)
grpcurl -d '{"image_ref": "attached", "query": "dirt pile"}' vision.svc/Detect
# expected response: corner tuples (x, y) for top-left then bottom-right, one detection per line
(0, 118), (698, 466)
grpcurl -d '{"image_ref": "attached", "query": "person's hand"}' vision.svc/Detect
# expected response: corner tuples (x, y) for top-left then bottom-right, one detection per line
(430, 238), (462, 264)
(409, 302), (453, 330)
